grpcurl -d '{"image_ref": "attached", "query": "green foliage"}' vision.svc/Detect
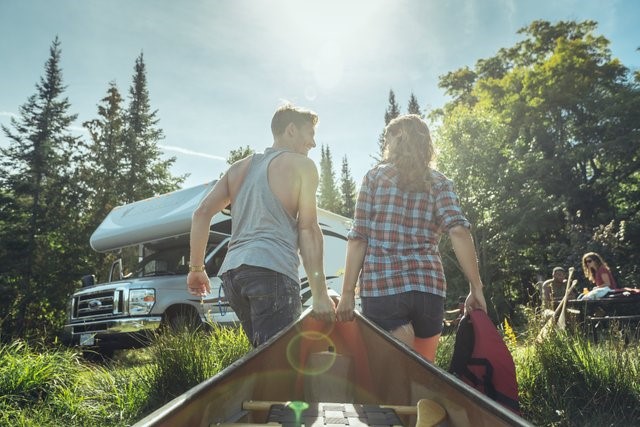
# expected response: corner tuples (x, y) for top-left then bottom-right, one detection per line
(121, 53), (184, 203)
(407, 93), (423, 117)
(227, 145), (254, 165)
(0, 41), (187, 342)
(318, 145), (341, 213)
(145, 324), (251, 409)
(374, 89), (401, 162)
(339, 155), (356, 218)
(0, 325), (251, 426)
(0, 341), (81, 405)
(435, 20), (640, 315)
(0, 37), (87, 341)
(516, 326), (640, 426)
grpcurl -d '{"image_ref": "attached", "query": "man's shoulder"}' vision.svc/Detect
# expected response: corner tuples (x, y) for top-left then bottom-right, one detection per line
(281, 153), (317, 174)
(542, 279), (554, 287)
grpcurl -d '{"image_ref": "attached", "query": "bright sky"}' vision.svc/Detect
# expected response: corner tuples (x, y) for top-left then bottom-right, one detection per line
(1, 0), (639, 189)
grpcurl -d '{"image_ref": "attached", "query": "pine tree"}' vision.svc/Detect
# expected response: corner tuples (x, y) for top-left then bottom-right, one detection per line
(407, 92), (423, 117)
(83, 81), (127, 224)
(122, 52), (183, 202)
(0, 37), (85, 339)
(374, 89), (401, 162)
(339, 155), (356, 218)
(318, 145), (341, 212)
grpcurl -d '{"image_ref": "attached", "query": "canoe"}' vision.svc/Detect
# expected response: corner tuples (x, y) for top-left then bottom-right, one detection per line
(134, 309), (532, 427)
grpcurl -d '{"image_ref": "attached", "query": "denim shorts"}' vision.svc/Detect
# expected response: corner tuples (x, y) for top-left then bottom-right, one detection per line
(361, 291), (444, 338)
(221, 265), (302, 347)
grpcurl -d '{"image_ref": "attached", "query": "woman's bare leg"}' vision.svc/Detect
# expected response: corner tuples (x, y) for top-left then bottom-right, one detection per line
(413, 334), (441, 362)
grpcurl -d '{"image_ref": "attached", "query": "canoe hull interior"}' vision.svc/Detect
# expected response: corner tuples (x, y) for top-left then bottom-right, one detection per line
(135, 310), (531, 427)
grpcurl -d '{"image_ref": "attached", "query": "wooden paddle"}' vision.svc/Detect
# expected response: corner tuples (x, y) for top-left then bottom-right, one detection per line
(558, 279), (578, 329)
(415, 398), (447, 427)
(537, 267), (576, 341)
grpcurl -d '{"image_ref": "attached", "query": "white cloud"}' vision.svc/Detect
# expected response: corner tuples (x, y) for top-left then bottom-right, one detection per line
(159, 144), (226, 162)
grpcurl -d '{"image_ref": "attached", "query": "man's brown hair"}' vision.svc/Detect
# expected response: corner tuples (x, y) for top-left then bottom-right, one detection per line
(271, 104), (319, 136)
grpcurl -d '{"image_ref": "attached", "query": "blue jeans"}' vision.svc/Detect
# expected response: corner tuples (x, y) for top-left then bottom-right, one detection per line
(361, 291), (444, 338)
(221, 265), (302, 347)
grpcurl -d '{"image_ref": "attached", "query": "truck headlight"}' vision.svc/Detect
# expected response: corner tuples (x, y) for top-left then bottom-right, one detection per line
(129, 289), (155, 315)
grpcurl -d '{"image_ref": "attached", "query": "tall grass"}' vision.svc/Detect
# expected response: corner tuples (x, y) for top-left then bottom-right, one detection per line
(516, 324), (640, 426)
(144, 324), (251, 410)
(0, 325), (250, 426)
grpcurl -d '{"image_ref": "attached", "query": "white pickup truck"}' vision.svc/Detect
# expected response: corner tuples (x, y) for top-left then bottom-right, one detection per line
(63, 181), (355, 357)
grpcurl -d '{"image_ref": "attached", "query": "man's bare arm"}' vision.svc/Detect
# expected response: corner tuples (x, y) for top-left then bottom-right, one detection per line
(297, 158), (335, 321)
(187, 172), (232, 296)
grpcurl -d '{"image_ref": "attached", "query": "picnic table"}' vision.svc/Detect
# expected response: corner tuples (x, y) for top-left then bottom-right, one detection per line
(565, 288), (640, 342)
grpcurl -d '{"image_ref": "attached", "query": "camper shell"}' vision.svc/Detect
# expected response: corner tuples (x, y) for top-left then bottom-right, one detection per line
(63, 181), (354, 356)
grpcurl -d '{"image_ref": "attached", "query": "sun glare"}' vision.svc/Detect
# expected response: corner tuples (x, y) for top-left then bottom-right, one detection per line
(246, 1), (388, 95)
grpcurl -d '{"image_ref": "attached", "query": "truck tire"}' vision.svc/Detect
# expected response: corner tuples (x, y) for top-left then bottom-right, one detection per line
(82, 347), (115, 363)
(163, 306), (202, 333)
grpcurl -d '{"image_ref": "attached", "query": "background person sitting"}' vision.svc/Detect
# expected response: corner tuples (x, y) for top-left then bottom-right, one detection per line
(578, 252), (618, 300)
(541, 267), (576, 310)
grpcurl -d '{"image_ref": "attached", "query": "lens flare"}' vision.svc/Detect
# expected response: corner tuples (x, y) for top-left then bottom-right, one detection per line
(286, 329), (336, 375)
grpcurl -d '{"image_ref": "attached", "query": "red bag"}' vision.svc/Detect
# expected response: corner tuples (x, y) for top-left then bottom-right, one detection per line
(449, 309), (520, 414)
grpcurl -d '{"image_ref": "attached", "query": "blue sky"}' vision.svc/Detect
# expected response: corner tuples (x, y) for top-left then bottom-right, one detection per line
(1, 0), (639, 189)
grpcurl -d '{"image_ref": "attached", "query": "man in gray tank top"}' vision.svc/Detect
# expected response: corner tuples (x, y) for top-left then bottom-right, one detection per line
(187, 104), (336, 347)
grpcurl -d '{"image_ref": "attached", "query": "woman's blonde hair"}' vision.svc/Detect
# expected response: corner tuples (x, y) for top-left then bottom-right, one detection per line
(383, 114), (434, 192)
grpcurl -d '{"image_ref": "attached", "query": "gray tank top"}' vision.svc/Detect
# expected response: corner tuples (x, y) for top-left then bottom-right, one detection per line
(218, 147), (299, 283)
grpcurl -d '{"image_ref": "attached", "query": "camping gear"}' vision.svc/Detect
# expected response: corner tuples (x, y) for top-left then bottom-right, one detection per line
(134, 309), (532, 427)
(449, 309), (520, 414)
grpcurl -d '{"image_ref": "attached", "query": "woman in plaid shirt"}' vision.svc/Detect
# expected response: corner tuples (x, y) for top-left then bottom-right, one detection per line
(336, 114), (487, 362)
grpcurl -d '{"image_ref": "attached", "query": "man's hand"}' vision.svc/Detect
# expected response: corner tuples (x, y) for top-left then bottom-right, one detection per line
(311, 292), (336, 323)
(187, 271), (211, 296)
(336, 293), (356, 322)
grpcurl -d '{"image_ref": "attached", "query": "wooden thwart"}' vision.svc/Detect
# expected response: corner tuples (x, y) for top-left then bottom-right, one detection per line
(214, 399), (447, 427)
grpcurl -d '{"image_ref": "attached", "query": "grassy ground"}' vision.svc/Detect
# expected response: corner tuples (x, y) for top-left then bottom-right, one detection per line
(1, 312), (639, 426)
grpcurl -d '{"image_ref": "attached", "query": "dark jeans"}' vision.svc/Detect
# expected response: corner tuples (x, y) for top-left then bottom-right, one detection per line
(221, 265), (302, 347)
(361, 291), (444, 338)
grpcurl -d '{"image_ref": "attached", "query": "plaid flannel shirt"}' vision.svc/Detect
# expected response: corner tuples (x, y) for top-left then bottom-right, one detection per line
(348, 165), (471, 298)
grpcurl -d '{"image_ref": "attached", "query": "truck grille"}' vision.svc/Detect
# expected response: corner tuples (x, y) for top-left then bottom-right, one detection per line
(73, 289), (124, 319)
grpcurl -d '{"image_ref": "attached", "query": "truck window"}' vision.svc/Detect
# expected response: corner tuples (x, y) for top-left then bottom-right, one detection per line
(206, 242), (228, 277)
(136, 246), (189, 277)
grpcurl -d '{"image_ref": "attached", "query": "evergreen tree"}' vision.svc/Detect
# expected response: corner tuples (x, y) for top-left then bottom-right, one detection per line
(0, 37), (85, 339)
(227, 145), (254, 165)
(339, 155), (356, 218)
(122, 52), (182, 202)
(375, 89), (401, 162)
(318, 145), (341, 212)
(83, 81), (127, 225)
(407, 92), (423, 117)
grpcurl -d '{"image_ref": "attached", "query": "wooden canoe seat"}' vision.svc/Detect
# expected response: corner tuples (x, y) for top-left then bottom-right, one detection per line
(214, 400), (446, 427)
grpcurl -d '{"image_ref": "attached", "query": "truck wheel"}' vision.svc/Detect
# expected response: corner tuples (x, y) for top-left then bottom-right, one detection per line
(82, 347), (115, 363)
(164, 307), (202, 333)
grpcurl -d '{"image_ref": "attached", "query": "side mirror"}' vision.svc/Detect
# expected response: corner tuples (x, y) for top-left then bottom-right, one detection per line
(81, 274), (96, 288)
(108, 259), (123, 282)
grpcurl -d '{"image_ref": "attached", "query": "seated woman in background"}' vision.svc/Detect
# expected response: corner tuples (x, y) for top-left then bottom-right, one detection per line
(578, 252), (618, 299)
